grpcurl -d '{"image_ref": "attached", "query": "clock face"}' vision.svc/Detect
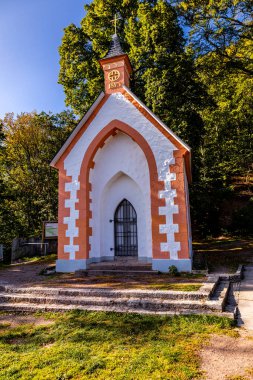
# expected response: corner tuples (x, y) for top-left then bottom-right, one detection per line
(108, 70), (120, 82)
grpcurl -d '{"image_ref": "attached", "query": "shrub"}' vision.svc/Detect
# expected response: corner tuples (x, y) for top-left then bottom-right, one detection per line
(168, 265), (179, 276)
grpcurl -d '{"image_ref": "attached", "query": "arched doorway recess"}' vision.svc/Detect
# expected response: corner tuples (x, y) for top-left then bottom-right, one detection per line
(114, 199), (138, 257)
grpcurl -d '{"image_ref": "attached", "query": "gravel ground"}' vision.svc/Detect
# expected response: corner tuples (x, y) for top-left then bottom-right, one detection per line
(0, 262), (51, 287)
(0, 261), (204, 289)
(200, 332), (253, 380)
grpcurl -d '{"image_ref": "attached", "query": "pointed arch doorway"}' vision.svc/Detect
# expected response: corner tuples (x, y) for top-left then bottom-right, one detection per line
(114, 199), (138, 257)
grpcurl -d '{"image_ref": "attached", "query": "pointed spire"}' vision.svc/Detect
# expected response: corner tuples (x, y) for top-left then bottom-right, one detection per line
(104, 33), (125, 59)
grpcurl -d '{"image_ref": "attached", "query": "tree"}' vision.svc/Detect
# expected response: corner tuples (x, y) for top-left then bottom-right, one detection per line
(59, 0), (252, 237)
(189, 40), (253, 236)
(175, 0), (253, 75)
(58, 0), (207, 157)
(0, 111), (76, 245)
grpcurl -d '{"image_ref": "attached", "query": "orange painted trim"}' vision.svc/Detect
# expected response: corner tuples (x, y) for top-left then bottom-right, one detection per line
(55, 89), (192, 261)
(99, 54), (132, 75)
(52, 89), (191, 183)
(171, 153), (191, 259)
(120, 88), (192, 184)
(119, 87), (191, 259)
(74, 119), (170, 260)
(57, 161), (72, 259)
(54, 94), (109, 170)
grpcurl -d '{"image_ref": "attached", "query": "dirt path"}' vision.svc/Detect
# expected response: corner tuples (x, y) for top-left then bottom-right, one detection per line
(0, 262), (50, 287)
(200, 331), (253, 380)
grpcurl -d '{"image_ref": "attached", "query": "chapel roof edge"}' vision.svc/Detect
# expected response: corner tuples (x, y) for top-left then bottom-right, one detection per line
(50, 88), (191, 182)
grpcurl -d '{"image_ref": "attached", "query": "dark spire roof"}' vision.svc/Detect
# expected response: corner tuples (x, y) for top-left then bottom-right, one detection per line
(104, 33), (125, 59)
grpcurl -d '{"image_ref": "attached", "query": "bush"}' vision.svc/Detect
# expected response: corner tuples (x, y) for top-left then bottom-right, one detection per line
(168, 265), (179, 276)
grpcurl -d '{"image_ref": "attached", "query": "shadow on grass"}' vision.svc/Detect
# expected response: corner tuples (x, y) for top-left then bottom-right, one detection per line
(0, 310), (236, 380)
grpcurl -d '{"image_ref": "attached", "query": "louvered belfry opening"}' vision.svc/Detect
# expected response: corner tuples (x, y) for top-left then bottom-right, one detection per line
(114, 199), (138, 257)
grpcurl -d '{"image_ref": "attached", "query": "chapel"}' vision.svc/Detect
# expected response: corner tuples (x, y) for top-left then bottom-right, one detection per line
(50, 33), (193, 273)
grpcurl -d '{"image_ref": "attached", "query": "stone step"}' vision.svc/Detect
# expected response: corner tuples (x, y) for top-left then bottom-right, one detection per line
(87, 266), (152, 271)
(0, 292), (222, 312)
(0, 286), (207, 300)
(84, 269), (158, 276)
(209, 280), (230, 311)
(0, 280), (234, 318)
(88, 262), (152, 271)
(0, 302), (234, 318)
(210, 280), (228, 300)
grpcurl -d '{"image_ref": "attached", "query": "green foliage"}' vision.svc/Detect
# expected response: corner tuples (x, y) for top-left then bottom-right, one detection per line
(0, 0), (252, 242)
(58, 0), (253, 237)
(0, 111), (76, 246)
(0, 311), (235, 379)
(58, 0), (207, 153)
(176, 0), (253, 75)
(197, 47), (253, 186)
(190, 36), (253, 236)
(168, 265), (179, 276)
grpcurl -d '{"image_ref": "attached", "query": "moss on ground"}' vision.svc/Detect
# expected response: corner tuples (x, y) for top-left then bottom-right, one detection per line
(0, 311), (235, 380)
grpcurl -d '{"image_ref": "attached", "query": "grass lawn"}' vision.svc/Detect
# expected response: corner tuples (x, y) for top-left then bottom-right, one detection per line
(44, 272), (204, 291)
(0, 311), (235, 380)
(14, 254), (57, 265)
(0, 254), (57, 271)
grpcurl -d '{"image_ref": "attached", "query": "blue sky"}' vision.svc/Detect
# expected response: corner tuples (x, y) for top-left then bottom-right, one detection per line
(0, 0), (87, 118)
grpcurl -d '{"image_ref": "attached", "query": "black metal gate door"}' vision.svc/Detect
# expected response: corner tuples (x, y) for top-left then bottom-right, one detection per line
(114, 199), (138, 256)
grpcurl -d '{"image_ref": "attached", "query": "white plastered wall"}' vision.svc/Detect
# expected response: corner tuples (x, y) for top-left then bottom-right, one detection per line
(89, 132), (151, 260)
(63, 92), (181, 260)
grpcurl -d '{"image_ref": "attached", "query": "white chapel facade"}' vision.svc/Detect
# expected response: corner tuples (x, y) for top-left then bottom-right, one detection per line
(51, 34), (193, 273)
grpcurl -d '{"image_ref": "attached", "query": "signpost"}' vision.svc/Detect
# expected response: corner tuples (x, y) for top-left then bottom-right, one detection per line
(44, 222), (58, 239)
(41, 221), (58, 256)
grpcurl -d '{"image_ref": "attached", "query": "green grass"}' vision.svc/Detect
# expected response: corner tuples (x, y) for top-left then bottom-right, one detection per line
(140, 283), (202, 291)
(0, 254), (57, 270)
(18, 253), (57, 264)
(0, 311), (235, 380)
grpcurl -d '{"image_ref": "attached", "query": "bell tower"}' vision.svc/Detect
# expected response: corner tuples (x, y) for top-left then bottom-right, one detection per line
(99, 34), (132, 94)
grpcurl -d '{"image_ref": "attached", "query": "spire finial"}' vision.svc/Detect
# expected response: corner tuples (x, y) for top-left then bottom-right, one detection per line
(111, 13), (121, 35)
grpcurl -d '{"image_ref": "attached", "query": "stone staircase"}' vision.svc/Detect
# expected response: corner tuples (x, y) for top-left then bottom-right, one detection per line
(83, 259), (157, 276)
(0, 282), (234, 317)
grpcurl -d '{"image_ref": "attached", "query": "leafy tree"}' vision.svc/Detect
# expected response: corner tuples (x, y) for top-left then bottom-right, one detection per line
(58, 0), (207, 159)
(161, 0), (253, 235)
(175, 0), (253, 75)
(189, 38), (253, 236)
(0, 111), (76, 245)
(196, 34), (253, 185)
